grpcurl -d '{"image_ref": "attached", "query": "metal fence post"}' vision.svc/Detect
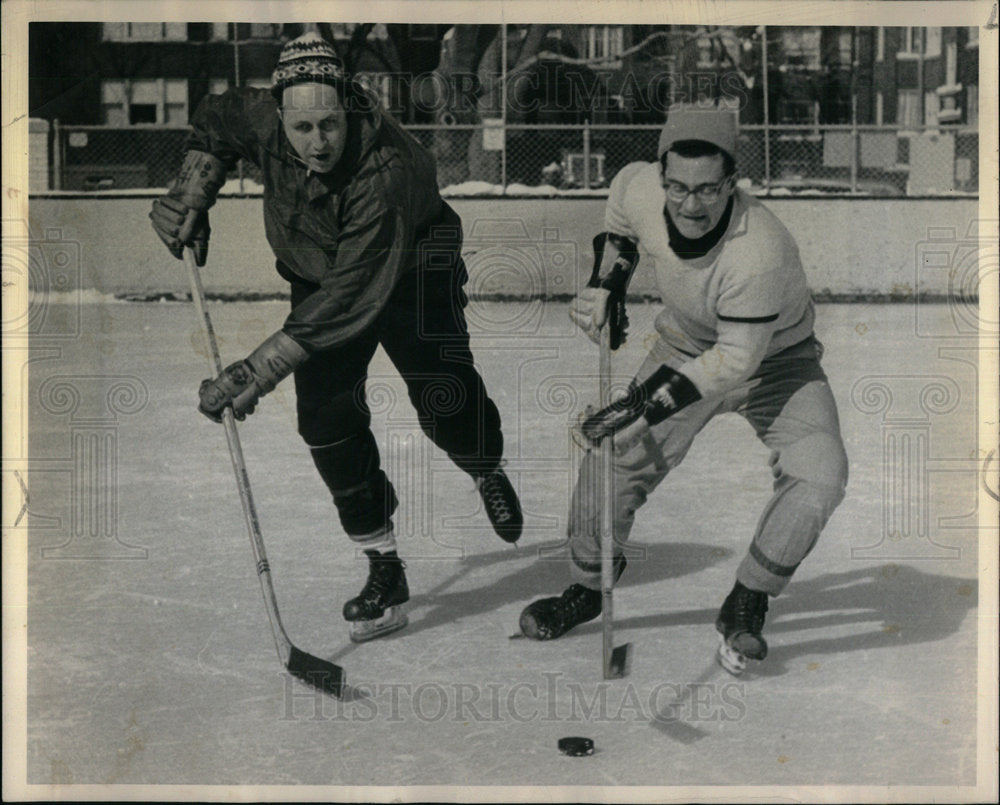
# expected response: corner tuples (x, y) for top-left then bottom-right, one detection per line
(583, 119), (591, 189)
(761, 27), (771, 191)
(500, 23), (508, 193)
(52, 119), (62, 191)
(850, 96), (859, 194)
(234, 25), (244, 193)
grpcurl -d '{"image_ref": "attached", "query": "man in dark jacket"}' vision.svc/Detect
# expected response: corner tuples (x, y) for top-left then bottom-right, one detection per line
(151, 33), (522, 642)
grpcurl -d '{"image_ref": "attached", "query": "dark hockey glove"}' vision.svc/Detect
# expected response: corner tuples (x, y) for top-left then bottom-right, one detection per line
(580, 363), (701, 445)
(198, 331), (308, 422)
(151, 198), (211, 266)
(151, 150), (226, 267)
(568, 233), (639, 349)
(591, 233), (640, 350)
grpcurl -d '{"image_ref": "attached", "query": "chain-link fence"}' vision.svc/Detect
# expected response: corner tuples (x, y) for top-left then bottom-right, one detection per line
(53, 125), (189, 191)
(47, 120), (978, 197)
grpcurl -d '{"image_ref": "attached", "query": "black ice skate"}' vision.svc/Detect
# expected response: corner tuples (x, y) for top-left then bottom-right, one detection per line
(519, 584), (602, 640)
(476, 465), (523, 543)
(519, 555), (626, 640)
(715, 581), (769, 675)
(343, 550), (409, 642)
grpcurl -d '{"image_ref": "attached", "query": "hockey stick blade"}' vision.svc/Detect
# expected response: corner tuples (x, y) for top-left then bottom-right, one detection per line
(606, 642), (632, 679)
(287, 646), (346, 697)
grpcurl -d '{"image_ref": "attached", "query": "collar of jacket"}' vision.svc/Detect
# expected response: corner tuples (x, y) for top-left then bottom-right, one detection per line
(278, 88), (384, 201)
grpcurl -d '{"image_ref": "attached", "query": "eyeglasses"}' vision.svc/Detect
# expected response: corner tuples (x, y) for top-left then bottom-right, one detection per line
(662, 176), (732, 204)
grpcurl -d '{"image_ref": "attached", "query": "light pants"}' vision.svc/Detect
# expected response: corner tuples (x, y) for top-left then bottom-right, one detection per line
(568, 336), (848, 597)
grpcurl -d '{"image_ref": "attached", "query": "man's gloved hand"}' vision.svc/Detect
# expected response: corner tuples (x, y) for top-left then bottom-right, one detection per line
(151, 198), (211, 265)
(150, 150), (226, 267)
(577, 232), (640, 350)
(198, 331), (309, 422)
(579, 364), (702, 446)
(568, 286), (612, 344)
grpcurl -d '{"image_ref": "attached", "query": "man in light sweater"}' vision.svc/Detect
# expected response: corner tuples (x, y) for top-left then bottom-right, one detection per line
(518, 103), (848, 674)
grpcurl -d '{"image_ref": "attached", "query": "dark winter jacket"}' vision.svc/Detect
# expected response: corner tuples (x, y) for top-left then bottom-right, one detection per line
(187, 87), (459, 351)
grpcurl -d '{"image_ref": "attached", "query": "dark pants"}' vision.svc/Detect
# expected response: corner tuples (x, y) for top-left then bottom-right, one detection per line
(286, 254), (504, 541)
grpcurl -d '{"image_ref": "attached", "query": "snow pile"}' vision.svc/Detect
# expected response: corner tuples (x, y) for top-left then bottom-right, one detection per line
(219, 177), (265, 195)
(438, 181), (506, 196)
(439, 181), (609, 197)
(29, 289), (130, 305)
(34, 175), (973, 199)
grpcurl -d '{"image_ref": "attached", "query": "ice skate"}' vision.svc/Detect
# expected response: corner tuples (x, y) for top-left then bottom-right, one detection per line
(520, 555), (626, 640)
(519, 583), (603, 640)
(715, 581), (769, 675)
(343, 549), (409, 642)
(476, 465), (523, 543)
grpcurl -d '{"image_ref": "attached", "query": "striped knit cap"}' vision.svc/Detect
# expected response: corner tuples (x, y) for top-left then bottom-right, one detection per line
(271, 32), (347, 100)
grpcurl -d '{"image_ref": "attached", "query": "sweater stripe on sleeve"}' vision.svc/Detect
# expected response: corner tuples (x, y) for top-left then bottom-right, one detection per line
(717, 313), (780, 323)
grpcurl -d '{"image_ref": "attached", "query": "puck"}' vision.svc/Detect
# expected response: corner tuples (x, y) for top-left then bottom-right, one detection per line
(557, 736), (594, 757)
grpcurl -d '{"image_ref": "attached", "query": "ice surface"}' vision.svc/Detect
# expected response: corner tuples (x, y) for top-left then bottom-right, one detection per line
(20, 298), (983, 790)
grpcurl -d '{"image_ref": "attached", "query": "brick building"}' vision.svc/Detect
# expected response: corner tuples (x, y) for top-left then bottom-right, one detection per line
(28, 23), (978, 193)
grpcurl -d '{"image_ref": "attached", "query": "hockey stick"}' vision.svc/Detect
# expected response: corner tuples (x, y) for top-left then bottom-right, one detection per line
(182, 248), (345, 697)
(598, 325), (632, 680)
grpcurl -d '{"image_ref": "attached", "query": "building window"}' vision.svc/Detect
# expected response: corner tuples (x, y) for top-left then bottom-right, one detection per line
(876, 91), (884, 125)
(245, 78), (272, 90)
(102, 22), (187, 42)
(249, 23), (281, 40)
(837, 30), (853, 67)
(695, 35), (712, 67)
(876, 27), (884, 62)
(966, 84), (978, 125)
(101, 82), (127, 126)
(211, 23), (231, 41)
(130, 103), (157, 125)
(586, 26), (624, 61)
(164, 80), (188, 124)
(328, 23), (353, 41)
(780, 27), (822, 70)
(967, 26), (978, 48)
(945, 40), (958, 86)
(924, 90), (939, 125)
(899, 27), (923, 57)
(924, 27), (941, 58)
(100, 79), (189, 125)
(897, 89), (921, 126)
(695, 34), (714, 68)
(210, 78), (230, 96)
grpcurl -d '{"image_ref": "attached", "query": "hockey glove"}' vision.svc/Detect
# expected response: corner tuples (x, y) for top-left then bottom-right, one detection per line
(568, 233), (640, 349)
(580, 364), (701, 446)
(151, 150), (226, 267)
(198, 331), (308, 422)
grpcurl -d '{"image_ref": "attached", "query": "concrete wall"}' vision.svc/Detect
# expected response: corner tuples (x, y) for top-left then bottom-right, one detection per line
(26, 196), (979, 298)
